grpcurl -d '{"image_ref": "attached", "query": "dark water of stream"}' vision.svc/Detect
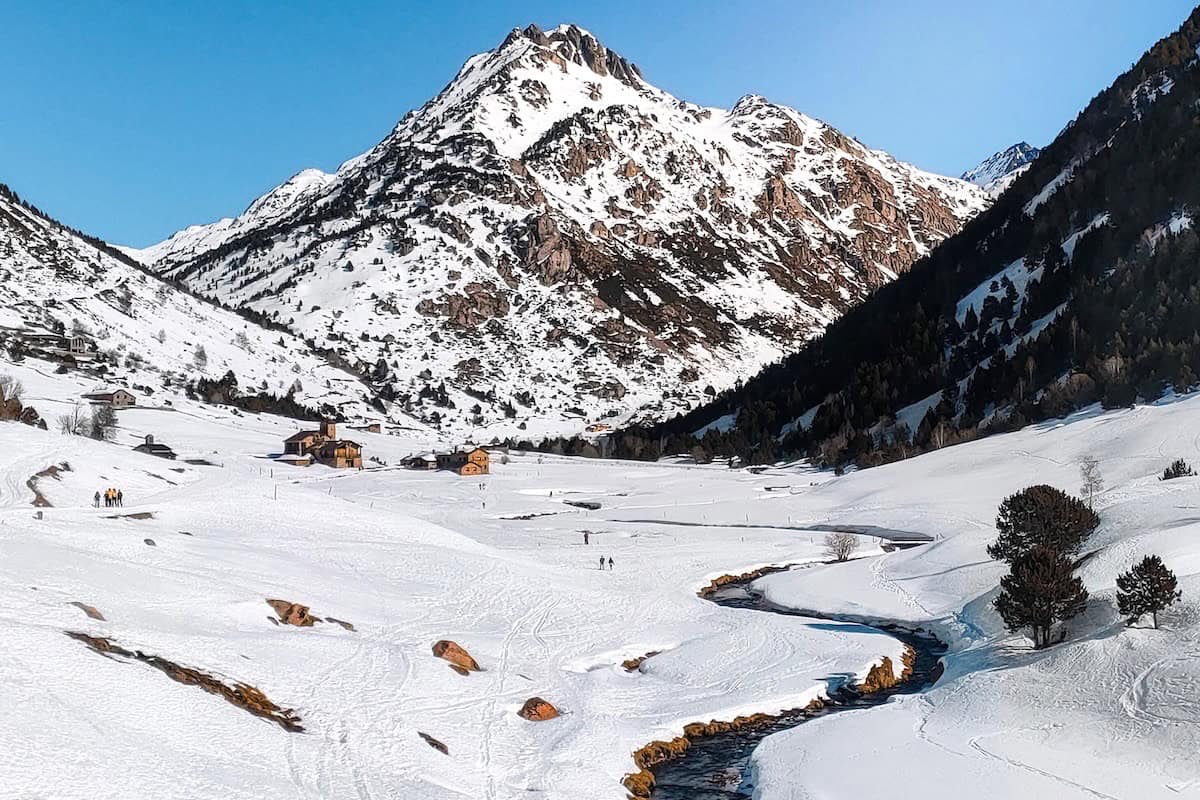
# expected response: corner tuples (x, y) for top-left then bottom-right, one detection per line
(649, 578), (947, 799)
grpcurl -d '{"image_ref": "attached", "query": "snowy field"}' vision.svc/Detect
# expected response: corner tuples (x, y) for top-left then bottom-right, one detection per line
(2, 365), (1199, 799)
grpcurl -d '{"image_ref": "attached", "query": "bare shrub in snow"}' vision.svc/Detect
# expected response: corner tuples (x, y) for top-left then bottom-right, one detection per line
(90, 404), (117, 441)
(1079, 455), (1103, 509)
(823, 532), (859, 562)
(0, 374), (24, 404)
(58, 404), (91, 437)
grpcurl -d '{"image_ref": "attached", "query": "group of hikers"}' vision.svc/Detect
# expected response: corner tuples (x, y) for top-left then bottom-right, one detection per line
(581, 532), (614, 570)
(95, 488), (124, 508)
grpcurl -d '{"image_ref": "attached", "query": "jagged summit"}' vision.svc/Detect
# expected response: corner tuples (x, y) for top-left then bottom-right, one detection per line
(961, 141), (1041, 197)
(128, 21), (988, 437)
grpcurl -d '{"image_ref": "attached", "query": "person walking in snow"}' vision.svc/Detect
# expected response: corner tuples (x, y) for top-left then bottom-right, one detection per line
(117, 489), (123, 508)
(599, 555), (605, 571)
(583, 531), (590, 545)
(94, 491), (101, 508)
(607, 557), (614, 571)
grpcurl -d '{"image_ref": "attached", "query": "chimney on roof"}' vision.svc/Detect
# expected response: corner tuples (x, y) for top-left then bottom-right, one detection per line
(320, 419), (336, 439)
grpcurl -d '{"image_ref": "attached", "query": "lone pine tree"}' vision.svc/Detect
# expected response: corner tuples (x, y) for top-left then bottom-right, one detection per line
(994, 545), (1089, 648)
(988, 485), (1100, 563)
(1116, 555), (1180, 629)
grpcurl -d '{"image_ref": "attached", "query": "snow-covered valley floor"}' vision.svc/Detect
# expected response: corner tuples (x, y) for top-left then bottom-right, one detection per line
(3, 368), (1199, 799)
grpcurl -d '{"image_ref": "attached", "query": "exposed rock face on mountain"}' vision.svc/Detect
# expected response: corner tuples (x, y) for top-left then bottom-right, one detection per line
(657, 7), (1200, 468)
(961, 142), (1041, 197)
(132, 23), (987, 437)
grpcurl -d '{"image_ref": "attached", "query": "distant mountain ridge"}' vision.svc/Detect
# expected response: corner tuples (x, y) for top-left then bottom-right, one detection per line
(641, 6), (1200, 467)
(0, 182), (386, 423)
(127, 22), (987, 437)
(961, 142), (1041, 197)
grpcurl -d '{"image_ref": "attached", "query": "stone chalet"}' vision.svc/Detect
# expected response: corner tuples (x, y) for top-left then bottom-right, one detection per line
(283, 420), (363, 469)
(83, 388), (136, 408)
(133, 434), (176, 460)
(436, 447), (490, 476)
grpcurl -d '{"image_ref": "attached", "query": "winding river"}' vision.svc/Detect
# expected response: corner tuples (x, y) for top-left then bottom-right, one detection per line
(647, 569), (947, 799)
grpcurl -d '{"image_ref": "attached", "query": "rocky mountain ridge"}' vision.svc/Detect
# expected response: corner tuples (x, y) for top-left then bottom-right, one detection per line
(131, 23), (988, 437)
(0, 183), (387, 423)
(961, 141), (1041, 197)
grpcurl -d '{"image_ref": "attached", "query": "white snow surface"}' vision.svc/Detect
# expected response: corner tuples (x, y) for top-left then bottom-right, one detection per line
(4, 360), (1200, 798)
(752, 397), (1200, 800)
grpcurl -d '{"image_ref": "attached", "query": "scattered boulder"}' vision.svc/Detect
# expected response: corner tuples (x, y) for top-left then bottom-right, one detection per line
(69, 602), (105, 621)
(144, 538), (156, 547)
(325, 617), (356, 632)
(432, 640), (481, 672)
(418, 731), (448, 754)
(621, 651), (661, 672)
(267, 599), (316, 627)
(517, 696), (559, 721)
(855, 647), (915, 693)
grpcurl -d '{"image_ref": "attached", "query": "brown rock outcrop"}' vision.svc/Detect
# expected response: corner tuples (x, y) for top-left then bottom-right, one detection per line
(66, 631), (303, 732)
(517, 696), (559, 721)
(267, 599), (316, 627)
(432, 640), (481, 672)
(856, 646), (916, 693)
(69, 601), (105, 621)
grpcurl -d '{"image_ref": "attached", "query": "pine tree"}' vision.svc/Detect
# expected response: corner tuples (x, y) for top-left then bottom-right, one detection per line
(1116, 555), (1180, 629)
(988, 485), (1100, 563)
(994, 545), (1089, 648)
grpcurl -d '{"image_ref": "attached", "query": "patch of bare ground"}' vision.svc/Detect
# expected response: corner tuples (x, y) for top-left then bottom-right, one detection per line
(27, 462), (70, 507)
(65, 631), (303, 732)
(696, 563), (796, 598)
(104, 511), (155, 520)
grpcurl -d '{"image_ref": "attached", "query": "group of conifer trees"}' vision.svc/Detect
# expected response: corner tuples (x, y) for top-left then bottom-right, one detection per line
(990, 466), (1182, 648)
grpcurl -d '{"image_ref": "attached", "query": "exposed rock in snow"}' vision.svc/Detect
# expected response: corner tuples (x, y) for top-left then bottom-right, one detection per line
(130, 22), (988, 437)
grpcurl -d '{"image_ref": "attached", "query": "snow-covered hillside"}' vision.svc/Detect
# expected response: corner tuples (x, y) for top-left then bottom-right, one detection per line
(3, 363), (1198, 798)
(961, 141), (1041, 197)
(128, 23), (988, 437)
(0, 184), (395, 425)
(751, 397), (1200, 798)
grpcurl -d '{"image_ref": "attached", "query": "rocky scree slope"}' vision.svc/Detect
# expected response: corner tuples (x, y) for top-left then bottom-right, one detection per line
(131, 23), (987, 437)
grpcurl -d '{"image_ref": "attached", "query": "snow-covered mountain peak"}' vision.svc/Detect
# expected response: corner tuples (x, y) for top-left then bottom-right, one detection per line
(961, 141), (1041, 196)
(134, 23), (989, 437)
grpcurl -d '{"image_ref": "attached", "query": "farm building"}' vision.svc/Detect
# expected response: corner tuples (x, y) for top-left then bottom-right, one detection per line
(437, 447), (490, 476)
(83, 389), (136, 408)
(401, 453), (438, 470)
(132, 434), (176, 460)
(282, 420), (362, 468)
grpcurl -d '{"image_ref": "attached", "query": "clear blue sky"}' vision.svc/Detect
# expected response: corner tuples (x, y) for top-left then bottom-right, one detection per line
(2, 0), (1194, 247)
